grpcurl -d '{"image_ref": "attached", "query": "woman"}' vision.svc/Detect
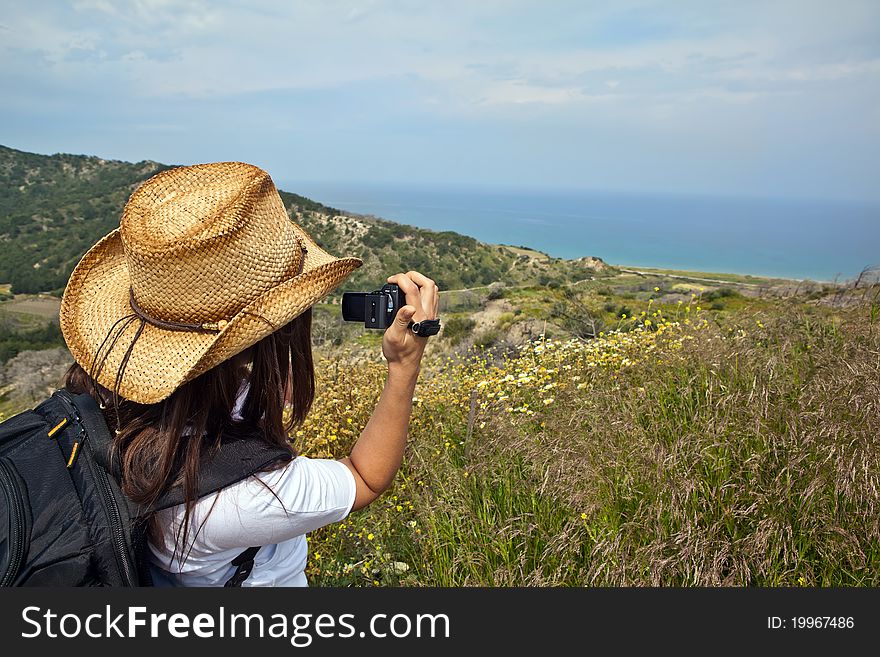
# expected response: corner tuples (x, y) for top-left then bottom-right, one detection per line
(57, 161), (439, 586)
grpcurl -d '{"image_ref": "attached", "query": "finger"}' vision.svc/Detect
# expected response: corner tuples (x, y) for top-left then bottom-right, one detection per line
(424, 285), (437, 320)
(387, 271), (436, 293)
(391, 271), (439, 319)
(390, 304), (417, 335)
(404, 270), (434, 289)
(387, 273), (418, 295)
(386, 273), (423, 315)
(405, 272), (440, 319)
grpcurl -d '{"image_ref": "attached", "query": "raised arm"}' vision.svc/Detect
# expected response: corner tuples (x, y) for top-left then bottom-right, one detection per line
(338, 270), (439, 512)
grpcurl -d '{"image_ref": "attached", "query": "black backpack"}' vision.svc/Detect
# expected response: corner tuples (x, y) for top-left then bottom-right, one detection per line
(0, 387), (292, 586)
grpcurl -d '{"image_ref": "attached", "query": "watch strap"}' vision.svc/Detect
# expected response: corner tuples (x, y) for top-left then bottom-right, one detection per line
(408, 318), (441, 337)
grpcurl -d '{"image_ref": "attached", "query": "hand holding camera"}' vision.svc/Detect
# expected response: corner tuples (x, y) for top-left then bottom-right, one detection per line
(341, 270), (440, 373)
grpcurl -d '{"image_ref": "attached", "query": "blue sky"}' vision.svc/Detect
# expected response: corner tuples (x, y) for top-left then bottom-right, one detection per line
(1, 1), (878, 201)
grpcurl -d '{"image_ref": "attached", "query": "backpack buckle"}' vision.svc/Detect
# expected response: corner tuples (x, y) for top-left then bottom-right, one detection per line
(224, 546), (260, 587)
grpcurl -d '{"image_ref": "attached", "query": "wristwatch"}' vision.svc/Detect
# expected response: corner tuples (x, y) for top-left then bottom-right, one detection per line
(408, 318), (441, 337)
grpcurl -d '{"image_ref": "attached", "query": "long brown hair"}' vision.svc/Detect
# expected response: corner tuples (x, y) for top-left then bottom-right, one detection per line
(61, 307), (314, 563)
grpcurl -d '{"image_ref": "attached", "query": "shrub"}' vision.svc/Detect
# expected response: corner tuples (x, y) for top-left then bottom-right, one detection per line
(0, 320), (64, 364)
(441, 316), (477, 345)
(487, 284), (506, 300)
(704, 287), (740, 301)
(472, 329), (502, 350)
(497, 312), (516, 330)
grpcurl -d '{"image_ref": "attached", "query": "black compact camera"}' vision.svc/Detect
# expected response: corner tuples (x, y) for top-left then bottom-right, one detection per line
(341, 283), (403, 329)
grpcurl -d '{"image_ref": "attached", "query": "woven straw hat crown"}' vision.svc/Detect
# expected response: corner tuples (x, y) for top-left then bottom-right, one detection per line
(60, 161), (363, 405)
(125, 162), (307, 324)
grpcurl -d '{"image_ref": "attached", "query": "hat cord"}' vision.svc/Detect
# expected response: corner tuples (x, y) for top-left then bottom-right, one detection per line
(87, 311), (141, 434)
(128, 289), (226, 333)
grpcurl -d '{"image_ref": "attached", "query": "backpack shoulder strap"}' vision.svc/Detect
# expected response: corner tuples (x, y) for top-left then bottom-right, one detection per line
(152, 431), (293, 511)
(53, 388), (293, 513)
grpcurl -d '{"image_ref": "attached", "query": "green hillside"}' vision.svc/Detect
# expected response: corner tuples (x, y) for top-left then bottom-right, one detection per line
(0, 145), (610, 298)
(0, 145), (163, 295)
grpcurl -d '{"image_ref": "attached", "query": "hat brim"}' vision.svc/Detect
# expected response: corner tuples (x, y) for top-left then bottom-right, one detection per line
(60, 221), (362, 405)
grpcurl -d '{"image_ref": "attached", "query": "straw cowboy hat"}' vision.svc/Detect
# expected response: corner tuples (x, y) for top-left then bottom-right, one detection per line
(60, 161), (363, 405)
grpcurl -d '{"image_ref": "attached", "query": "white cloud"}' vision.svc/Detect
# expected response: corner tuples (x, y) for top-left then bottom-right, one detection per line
(3, 0), (877, 108)
(474, 80), (591, 106)
(718, 59), (880, 83)
(1, 0), (878, 199)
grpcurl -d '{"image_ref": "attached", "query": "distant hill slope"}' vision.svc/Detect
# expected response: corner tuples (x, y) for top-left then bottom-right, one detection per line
(0, 145), (609, 296)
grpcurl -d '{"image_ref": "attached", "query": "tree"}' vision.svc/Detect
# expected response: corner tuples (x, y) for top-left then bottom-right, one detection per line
(549, 289), (606, 340)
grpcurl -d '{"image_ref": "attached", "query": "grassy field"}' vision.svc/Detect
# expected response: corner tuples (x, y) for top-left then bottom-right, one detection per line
(614, 265), (782, 286)
(1, 271), (878, 586)
(0, 295), (61, 322)
(0, 294), (64, 381)
(297, 292), (880, 586)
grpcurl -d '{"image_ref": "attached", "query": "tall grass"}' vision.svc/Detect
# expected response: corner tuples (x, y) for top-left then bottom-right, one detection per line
(303, 302), (880, 586)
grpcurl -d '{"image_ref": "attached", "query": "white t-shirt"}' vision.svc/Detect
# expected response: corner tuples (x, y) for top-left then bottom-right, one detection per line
(147, 380), (356, 587)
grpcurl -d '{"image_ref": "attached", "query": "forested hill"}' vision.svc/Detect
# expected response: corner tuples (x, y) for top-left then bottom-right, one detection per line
(0, 145), (608, 296)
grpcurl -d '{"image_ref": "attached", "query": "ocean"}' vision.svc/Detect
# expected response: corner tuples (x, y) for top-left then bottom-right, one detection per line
(283, 181), (880, 282)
